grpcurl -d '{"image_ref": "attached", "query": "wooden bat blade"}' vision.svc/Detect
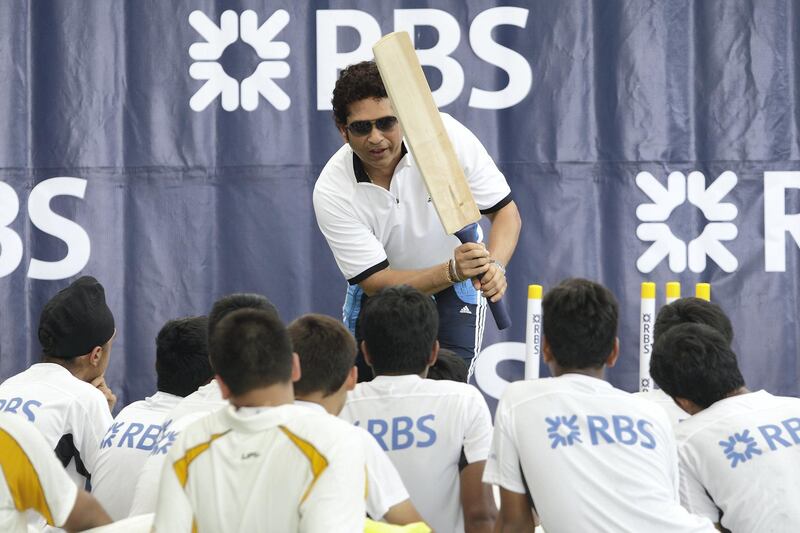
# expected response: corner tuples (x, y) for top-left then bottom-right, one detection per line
(373, 31), (480, 235)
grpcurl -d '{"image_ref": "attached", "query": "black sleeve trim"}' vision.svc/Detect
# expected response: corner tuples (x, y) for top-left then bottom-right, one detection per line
(479, 193), (513, 215)
(348, 259), (390, 285)
(458, 447), (468, 472)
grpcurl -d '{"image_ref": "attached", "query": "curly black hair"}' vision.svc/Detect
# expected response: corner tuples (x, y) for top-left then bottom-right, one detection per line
(651, 322), (744, 407)
(331, 61), (387, 126)
(542, 278), (619, 370)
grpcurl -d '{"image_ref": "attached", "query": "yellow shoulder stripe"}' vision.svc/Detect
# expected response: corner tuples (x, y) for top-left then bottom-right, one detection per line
(173, 430), (230, 487)
(0, 428), (55, 525)
(364, 519), (432, 532)
(278, 425), (329, 503)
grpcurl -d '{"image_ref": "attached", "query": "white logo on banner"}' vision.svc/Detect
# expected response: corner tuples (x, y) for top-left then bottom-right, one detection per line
(472, 342), (525, 402)
(0, 178), (90, 280)
(188, 10), (291, 112)
(635, 171), (738, 273)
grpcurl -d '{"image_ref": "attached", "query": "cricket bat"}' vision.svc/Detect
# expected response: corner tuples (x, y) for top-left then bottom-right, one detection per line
(373, 31), (511, 330)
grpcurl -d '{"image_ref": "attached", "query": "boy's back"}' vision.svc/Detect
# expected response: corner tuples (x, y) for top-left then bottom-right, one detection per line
(0, 363), (111, 487)
(676, 390), (800, 532)
(154, 403), (366, 533)
(485, 374), (715, 533)
(341, 375), (492, 533)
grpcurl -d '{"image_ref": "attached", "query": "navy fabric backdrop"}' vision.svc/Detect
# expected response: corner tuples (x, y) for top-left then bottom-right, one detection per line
(0, 1), (798, 413)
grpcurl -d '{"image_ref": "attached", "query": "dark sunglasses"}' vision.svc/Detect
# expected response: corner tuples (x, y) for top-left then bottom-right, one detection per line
(345, 116), (398, 136)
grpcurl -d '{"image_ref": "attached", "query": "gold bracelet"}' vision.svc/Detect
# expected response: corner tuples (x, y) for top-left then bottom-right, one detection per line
(444, 260), (455, 284)
(449, 258), (464, 283)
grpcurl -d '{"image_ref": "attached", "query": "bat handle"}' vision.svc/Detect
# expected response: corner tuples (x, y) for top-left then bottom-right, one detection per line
(454, 223), (512, 331)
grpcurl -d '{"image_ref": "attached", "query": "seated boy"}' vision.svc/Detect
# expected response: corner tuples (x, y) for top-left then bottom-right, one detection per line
(651, 322), (800, 532)
(483, 278), (715, 532)
(152, 309), (367, 532)
(340, 286), (496, 533)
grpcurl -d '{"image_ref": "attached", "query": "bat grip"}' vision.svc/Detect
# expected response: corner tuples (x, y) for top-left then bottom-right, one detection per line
(454, 223), (512, 330)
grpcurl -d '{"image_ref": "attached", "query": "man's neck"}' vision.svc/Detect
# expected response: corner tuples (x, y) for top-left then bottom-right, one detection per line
(362, 165), (394, 189)
(229, 384), (294, 408)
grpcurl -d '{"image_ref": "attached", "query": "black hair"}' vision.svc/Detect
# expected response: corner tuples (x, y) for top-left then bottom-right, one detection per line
(289, 314), (356, 397)
(426, 348), (468, 383)
(209, 309), (293, 396)
(650, 322), (745, 408)
(155, 316), (213, 397)
(207, 293), (279, 371)
(331, 61), (387, 126)
(542, 278), (619, 369)
(654, 297), (733, 344)
(361, 285), (438, 375)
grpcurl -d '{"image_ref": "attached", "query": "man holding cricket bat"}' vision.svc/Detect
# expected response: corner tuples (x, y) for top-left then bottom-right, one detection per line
(313, 60), (521, 372)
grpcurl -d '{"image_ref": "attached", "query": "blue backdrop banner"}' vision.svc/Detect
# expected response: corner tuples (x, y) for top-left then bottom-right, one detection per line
(0, 1), (798, 414)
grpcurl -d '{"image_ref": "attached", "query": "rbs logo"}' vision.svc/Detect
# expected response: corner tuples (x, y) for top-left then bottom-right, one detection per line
(101, 422), (162, 452)
(357, 414), (437, 451)
(0, 397), (41, 422)
(0, 177), (90, 280)
(547, 414), (657, 450)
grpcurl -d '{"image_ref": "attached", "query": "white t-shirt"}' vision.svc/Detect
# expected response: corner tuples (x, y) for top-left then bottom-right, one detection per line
(483, 374), (715, 533)
(128, 381), (225, 516)
(0, 412), (78, 533)
(0, 363), (112, 488)
(152, 403), (366, 533)
(635, 389), (689, 428)
(675, 390), (800, 531)
(91, 391), (181, 520)
(295, 400), (409, 521)
(340, 375), (493, 533)
(313, 112), (512, 284)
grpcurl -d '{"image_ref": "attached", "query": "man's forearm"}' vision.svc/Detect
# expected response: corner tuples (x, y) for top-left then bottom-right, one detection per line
(359, 263), (452, 296)
(486, 201), (521, 266)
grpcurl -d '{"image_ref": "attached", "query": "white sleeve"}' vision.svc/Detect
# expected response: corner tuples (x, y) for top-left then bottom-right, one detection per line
(128, 452), (167, 516)
(129, 411), (204, 516)
(299, 431), (366, 533)
(443, 113), (511, 212)
(677, 446), (721, 522)
(75, 390), (113, 476)
(482, 397), (526, 494)
(361, 429), (409, 520)
(0, 414), (79, 527)
(462, 387), (493, 464)
(312, 181), (388, 283)
(151, 445), (195, 533)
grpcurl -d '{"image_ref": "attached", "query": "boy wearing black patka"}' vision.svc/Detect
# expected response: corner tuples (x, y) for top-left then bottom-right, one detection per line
(0, 276), (116, 490)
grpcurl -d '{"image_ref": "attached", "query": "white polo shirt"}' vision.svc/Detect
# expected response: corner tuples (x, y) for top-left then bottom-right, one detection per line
(91, 391), (181, 520)
(339, 375), (493, 533)
(128, 381), (226, 516)
(0, 412), (78, 533)
(295, 400), (409, 521)
(313, 112), (512, 284)
(0, 363), (112, 488)
(152, 403), (366, 533)
(635, 388), (689, 428)
(483, 374), (715, 533)
(675, 390), (800, 531)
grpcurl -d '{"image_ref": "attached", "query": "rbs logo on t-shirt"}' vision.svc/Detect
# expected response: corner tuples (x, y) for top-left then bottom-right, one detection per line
(546, 414), (657, 450)
(101, 421), (162, 451)
(0, 397), (41, 422)
(356, 414), (437, 451)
